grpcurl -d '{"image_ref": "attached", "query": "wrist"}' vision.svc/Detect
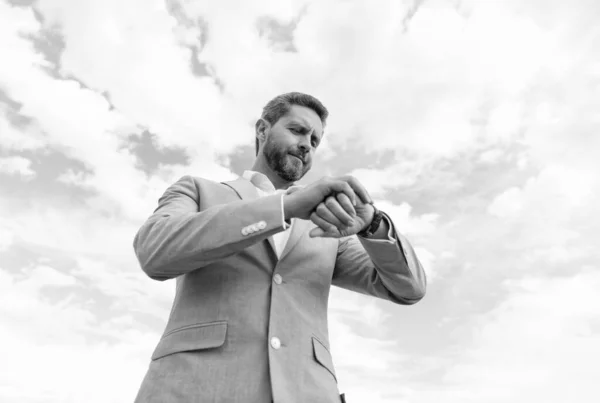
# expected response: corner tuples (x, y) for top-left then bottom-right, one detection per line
(364, 204), (376, 228)
(358, 204), (383, 238)
(283, 194), (298, 220)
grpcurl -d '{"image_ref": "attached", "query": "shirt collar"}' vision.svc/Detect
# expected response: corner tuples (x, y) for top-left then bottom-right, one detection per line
(242, 170), (305, 195)
(242, 170), (277, 194)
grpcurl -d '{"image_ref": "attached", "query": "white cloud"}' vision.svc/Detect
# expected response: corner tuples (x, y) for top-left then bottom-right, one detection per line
(0, 228), (13, 252)
(0, 0), (599, 401)
(487, 101), (524, 140)
(328, 287), (407, 402)
(0, 260), (163, 403)
(0, 109), (46, 151)
(488, 186), (524, 218)
(25, 265), (77, 287)
(0, 1), (234, 223)
(478, 148), (505, 164)
(414, 270), (600, 403)
(35, 0), (235, 151)
(350, 161), (424, 198)
(376, 200), (439, 237)
(0, 156), (36, 179)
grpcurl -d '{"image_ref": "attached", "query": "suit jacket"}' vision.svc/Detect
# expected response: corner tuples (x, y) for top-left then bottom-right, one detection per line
(133, 175), (426, 403)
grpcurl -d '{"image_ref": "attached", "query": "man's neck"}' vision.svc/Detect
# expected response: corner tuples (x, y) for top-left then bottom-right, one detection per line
(250, 159), (293, 191)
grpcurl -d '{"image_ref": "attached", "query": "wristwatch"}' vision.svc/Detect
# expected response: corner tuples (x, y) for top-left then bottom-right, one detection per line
(357, 203), (383, 238)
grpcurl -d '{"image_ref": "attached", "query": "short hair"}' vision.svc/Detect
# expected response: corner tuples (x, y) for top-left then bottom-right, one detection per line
(255, 92), (329, 155)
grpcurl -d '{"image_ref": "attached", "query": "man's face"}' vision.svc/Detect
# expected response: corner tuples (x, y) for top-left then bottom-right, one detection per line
(261, 105), (323, 182)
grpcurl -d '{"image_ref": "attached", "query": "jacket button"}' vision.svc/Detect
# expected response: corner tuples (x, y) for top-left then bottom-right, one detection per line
(241, 227), (249, 236)
(257, 221), (267, 229)
(273, 274), (282, 285)
(270, 336), (281, 350)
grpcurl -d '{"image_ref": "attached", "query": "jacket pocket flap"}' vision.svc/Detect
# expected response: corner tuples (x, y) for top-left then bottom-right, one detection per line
(312, 337), (337, 382)
(152, 321), (227, 361)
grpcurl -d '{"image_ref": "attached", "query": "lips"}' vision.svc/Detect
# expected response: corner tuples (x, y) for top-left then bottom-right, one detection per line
(289, 153), (305, 164)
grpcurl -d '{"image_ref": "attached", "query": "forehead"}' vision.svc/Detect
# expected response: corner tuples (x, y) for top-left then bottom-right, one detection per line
(279, 105), (324, 135)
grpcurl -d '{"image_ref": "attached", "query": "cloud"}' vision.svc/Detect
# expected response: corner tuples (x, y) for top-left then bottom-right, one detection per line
(0, 104), (46, 151)
(0, 228), (14, 252)
(409, 270), (600, 403)
(0, 156), (36, 179)
(0, 0), (599, 401)
(350, 162), (423, 198)
(328, 287), (409, 402)
(0, 265), (154, 403)
(487, 186), (524, 218)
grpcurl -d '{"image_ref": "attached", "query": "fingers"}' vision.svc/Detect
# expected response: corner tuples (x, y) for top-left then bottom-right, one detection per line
(309, 194), (358, 238)
(342, 175), (373, 205)
(324, 176), (372, 206)
(309, 211), (340, 237)
(309, 227), (326, 238)
(309, 226), (341, 238)
(324, 196), (356, 226)
(336, 193), (356, 217)
(326, 179), (357, 206)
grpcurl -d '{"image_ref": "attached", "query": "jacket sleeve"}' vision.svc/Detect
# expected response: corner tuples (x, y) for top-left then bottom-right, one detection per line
(133, 175), (286, 281)
(331, 213), (427, 305)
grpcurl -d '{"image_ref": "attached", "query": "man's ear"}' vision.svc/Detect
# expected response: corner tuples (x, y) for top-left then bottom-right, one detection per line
(255, 118), (269, 142)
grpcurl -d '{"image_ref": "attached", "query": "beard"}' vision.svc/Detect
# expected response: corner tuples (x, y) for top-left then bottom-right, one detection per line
(263, 135), (308, 182)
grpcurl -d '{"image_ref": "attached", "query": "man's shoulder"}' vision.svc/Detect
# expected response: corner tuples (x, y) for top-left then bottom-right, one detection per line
(168, 174), (246, 197)
(173, 174), (240, 187)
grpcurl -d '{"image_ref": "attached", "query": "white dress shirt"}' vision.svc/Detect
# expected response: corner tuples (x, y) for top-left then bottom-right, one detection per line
(242, 170), (294, 258)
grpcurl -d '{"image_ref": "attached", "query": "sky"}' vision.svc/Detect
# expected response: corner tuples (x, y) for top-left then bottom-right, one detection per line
(0, 0), (599, 402)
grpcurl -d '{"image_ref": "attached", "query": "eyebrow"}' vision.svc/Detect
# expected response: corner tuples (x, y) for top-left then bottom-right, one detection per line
(289, 118), (320, 133)
(287, 118), (323, 144)
(288, 121), (313, 131)
(287, 120), (310, 129)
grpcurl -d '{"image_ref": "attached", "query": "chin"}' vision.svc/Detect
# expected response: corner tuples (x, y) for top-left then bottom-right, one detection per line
(277, 167), (303, 182)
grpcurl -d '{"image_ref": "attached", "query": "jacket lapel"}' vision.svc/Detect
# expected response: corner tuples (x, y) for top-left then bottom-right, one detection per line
(221, 177), (278, 257)
(279, 218), (311, 261)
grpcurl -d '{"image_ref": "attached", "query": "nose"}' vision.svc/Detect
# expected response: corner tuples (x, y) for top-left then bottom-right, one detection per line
(298, 138), (310, 154)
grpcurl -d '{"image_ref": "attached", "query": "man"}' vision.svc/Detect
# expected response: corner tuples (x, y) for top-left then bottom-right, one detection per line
(133, 92), (426, 403)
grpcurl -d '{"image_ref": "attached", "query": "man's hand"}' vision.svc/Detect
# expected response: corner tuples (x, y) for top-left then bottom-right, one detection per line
(284, 176), (372, 222)
(309, 193), (375, 238)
